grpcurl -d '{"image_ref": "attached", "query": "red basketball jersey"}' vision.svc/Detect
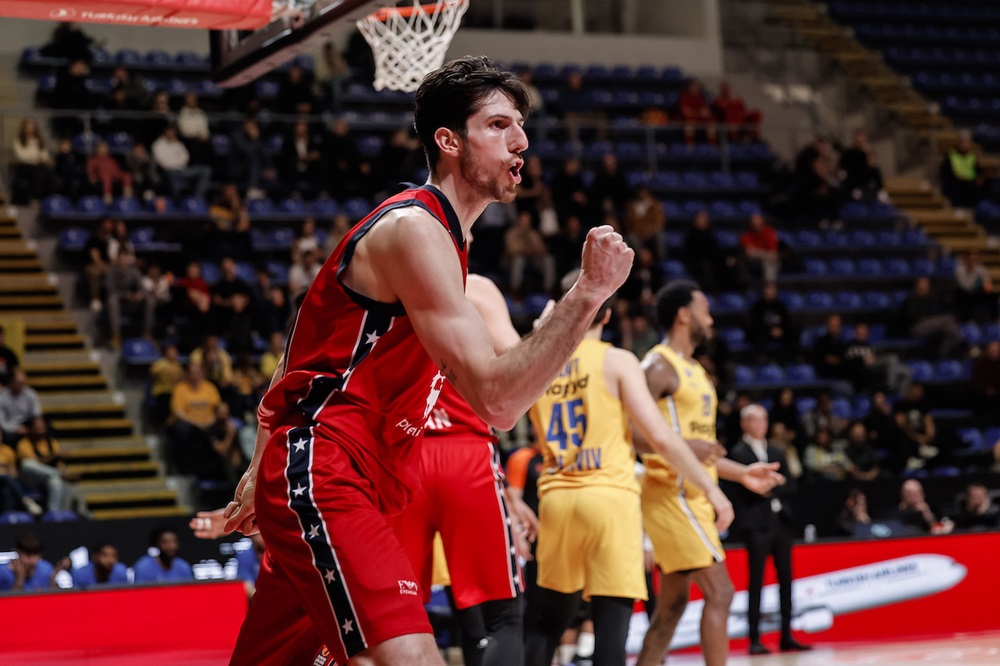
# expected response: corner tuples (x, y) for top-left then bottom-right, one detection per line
(258, 185), (468, 514)
(423, 381), (495, 442)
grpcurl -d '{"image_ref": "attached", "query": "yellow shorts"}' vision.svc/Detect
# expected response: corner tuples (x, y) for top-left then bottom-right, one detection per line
(641, 475), (725, 575)
(536, 485), (647, 601)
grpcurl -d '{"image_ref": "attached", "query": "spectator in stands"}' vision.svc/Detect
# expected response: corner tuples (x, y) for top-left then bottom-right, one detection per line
(620, 314), (659, 358)
(283, 119), (328, 200)
(683, 210), (729, 292)
(591, 153), (632, 216)
(954, 251), (997, 323)
(770, 388), (805, 449)
(0, 325), (20, 387)
(813, 313), (848, 381)
(142, 262), (173, 336)
(149, 343), (184, 424)
(748, 282), (796, 355)
(11, 117), (53, 204)
(86, 140), (133, 204)
(175, 261), (212, 347)
(0, 533), (60, 591)
(125, 143), (163, 202)
(678, 78), (716, 145)
(550, 158), (588, 221)
(804, 392), (848, 440)
(941, 131), (985, 209)
(623, 186), (666, 259)
(293, 216), (323, 262)
(189, 334), (235, 401)
(142, 90), (175, 147)
(740, 213), (780, 284)
(133, 527), (193, 583)
(863, 390), (901, 465)
(559, 70), (603, 142)
(803, 428), (850, 481)
(229, 117), (276, 199)
(104, 250), (154, 349)
(260, 332), (284, 379)
(324, 213), (351, 256)
(620, 247), (664, 308)
(258, 284), (292, 339)
(166, 362), (221, 475)
(894, 383), (939, 470)
(536, 188), (561, 240)
(504, 210), (556, 297)
(550, 214), (586, 279)
(844, 322), (912, 396)
(376, 127), (423, 197)
(315, 41), (350, 109)
(838, 129), (884, 201)
(177, 92), (212, 166)
(16, 415), (71, 512)
(72, 543), (128, 588)
(891, 479), (938, 533)
(152, 125), (211, 201)
(515, 155), (545, 215)
(0, 369), (42, 447)
(206, 402), (245, 485)
(52, 136), (86, 200)
(108, 219), (134, 260)
(232, 353), (265, 417)
(767, 423), (803, 479)
(837, 488), (873, 538)
(324, 117), (370, 199)
(84, 217), (114, 313)
(794, 137), (841, 224)
(951, 482), (999, 531)
(971, 340), (1000, 423)
(211, 258), (254, 352)
(841, 422), (880, 481)
(110, 66), (149, 109)
(518, 68), (544, 118)
(711, 80), (761, 142)
(208, 183), (246, 249)
(51, 59), (94, 122)
(0, 439), (43, 515)
(289, 248), (322, 301)
(276, 64), (317, 115)
(40, 22), (94, 62)
(898, 276), (963, 359)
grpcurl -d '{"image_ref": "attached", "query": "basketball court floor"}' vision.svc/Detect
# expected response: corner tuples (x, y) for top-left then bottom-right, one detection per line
(6, 633), (1000, 665)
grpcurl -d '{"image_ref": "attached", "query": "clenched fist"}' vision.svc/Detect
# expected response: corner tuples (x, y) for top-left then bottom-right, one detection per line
(576, 226), (634, 302)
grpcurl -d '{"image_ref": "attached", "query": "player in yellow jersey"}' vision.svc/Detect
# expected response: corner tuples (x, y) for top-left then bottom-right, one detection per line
(637, 280), (784, 666)
(524, 284), (736, 666)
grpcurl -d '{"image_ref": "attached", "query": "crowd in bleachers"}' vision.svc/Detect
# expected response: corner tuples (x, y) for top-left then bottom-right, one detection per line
(5, 22), (1000, 507)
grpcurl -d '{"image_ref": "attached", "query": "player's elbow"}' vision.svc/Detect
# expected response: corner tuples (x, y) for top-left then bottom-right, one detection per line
(472, 385), (521, 431)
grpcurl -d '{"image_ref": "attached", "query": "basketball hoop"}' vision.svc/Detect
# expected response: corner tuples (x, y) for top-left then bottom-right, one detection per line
(357, 0), (469, 92)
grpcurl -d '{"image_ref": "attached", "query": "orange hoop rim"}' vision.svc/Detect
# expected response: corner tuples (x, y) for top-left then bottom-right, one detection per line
(368, 0), (467, 22)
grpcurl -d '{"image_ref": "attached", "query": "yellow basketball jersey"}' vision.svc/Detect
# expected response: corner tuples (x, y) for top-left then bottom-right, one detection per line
(530, 338), (638, 495)
(642, 343), (719, 495)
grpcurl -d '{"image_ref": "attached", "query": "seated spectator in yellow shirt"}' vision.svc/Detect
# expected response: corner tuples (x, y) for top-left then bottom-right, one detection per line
(166, 362), (222, 477)
(16, 416), (72, 512)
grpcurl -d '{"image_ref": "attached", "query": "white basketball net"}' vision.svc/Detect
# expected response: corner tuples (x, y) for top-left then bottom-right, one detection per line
(357, 1), (470, 92)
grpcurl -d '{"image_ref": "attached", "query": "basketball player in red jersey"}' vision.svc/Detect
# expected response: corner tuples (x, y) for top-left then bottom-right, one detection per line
(224, 56), (634, 666)
(391, 272), (534, 666)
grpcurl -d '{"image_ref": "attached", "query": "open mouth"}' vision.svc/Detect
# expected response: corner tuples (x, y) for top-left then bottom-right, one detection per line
(508, 161), (523, 182)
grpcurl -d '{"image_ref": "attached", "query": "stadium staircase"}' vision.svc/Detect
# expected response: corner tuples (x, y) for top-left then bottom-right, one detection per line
(0, 207), (186, 520)
(755, 0), (1000, 283)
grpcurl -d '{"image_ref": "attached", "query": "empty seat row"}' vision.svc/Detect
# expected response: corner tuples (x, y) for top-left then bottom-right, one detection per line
(627, 171), (762, 191)
(708, 289), (908, 315)
(795, 256), (951, 278)
(43, 195), (375, 221)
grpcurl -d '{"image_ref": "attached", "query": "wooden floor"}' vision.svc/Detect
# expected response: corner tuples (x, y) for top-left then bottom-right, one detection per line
(7, 634), (1000, 665)
(662, 633), (1000, 666)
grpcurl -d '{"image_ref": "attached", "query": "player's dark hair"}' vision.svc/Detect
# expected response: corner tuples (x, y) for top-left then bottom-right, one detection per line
(15, 533), (43, 555)
(655, 280), (701, 331)
(414, 56), (531, 174)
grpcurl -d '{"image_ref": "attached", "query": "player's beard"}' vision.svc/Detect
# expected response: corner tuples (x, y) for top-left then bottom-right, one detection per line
(460, 147), (516, 203)
(690, 319), (709, 348)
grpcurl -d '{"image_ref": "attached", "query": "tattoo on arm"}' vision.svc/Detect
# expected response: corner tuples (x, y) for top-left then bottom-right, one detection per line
(438, 359), (458, 383)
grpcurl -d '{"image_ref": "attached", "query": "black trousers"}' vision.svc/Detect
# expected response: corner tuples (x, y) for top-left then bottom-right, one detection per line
(744, 520), (794, 643)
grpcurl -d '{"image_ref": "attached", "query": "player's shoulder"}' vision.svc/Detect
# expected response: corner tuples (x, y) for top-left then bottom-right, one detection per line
(466, 274), (505, 304)
(605, 345), (640, 367)
(366, 204), (453, 252)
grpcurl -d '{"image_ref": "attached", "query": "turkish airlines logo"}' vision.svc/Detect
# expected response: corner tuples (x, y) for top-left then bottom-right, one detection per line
(50, 8), (76, 19)
(398, 580), (419, 596)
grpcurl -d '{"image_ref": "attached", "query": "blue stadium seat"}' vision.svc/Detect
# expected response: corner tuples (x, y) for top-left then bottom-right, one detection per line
(77, 196), (107, 216)
(853, 396), (871, 419)
(863, 290), (891, 309)
(884, 257), (909, 275)
(756, 364), (784, 383)
(309, 198), (339, 216)
(199, 261), (221, 285)
(956, 427), (985, 452)
(236, 262), (257, 285)
(983, 323), (1000, 342)
(786, 364), (815, 383)
(265, 134), (284, 156)
(831, 397), (852, 419)
(0, 511), (34, 525)
(795, 230), (822, 247)
(830, 258), (856, 275)
(714, 293), (747, 311)
(733, 365), (754, 385)
(715, 230), (739, 248)
(661, 260), (686, 279)
(985, 428), (1000, 447)
(248, 199), (275, 215)
(932, 466), (960, 477)
(877, 231), (902, 247)
(42, 510), (80, 523)
(179, 197), (208, 216)
(111, 197), (141, 215)
(42, 195), (73, 216)
(795, 397), (818, 415)
(271, 228), (295, 247)
(175, 51), (206, 68)
(279, 198), (306, 215)
(525, 293), (551, 315)
(356, 135), (384, 158)
(850, 230), (876, 247)
(834, 291), (862, 309)
(211, 134), (231, 156)
(907, 360), (934, 382)
(935, 360), (965, 380)
(803, 258), (827, 275)
(130, 227), (156, 249)
(805, 292), (833, 310)
(857, 258), (882, 275)
(910, 258), (934, 276)
(121, 338), (159, 365)
(255, 79), (280, 99)
(344, 198), (372, 220)
(106, 131), (133, 153)
(717, 327), (746, 347)
(115, 49), (142, 65)
(901, 468), (928, 479)
(266, 261), (289, 285)
(709, 201), (737, 219)
(59, 227), (89, 252)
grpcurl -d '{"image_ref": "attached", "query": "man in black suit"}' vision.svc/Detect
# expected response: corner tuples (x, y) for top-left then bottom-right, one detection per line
(727, 404), (811, 655)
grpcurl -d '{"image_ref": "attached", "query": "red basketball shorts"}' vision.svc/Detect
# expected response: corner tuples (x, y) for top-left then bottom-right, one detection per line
(229, 423), (431, 666)
(390, 437), (522, 610)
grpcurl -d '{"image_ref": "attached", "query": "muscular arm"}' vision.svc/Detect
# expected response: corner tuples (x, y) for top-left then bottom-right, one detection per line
(466, 274), (521, 354)
(370, 214), (631, 430)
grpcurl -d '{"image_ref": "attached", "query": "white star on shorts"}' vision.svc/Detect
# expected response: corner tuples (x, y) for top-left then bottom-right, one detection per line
(342, 619), (354, 634)
(365, 331), (380, 346)
(308, 524), (321, 539)
(292, 438), (308, 452)
(292, 484), (306, 497)
(325, 569), (336, 583)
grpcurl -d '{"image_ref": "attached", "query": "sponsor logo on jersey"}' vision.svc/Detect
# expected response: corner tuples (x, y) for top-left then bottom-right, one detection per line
(689, 421), (716, 437)
(545, 375), (589, 397)
(398, 580), (419, 596)
(312, 646), (332, 666)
